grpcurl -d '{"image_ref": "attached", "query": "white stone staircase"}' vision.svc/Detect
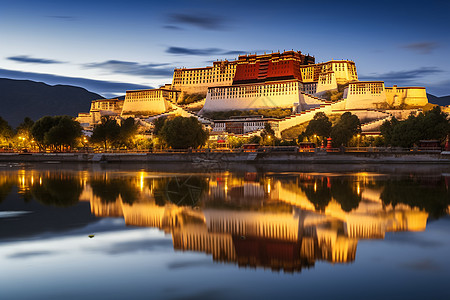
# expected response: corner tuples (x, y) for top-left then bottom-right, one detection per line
(275, 98), (347, 137)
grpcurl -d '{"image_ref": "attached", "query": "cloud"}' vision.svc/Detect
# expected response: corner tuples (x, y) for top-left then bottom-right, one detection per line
(7, 55), (63, 64)
(401, 42), (439, 54)
(163, 25), (182, 30)
(385, 232), (444, 248)
(167, 13), (227, 30)
(97, 238), (173, 255)
(0, 68), (153, 98)
(166, 258), (213, 270)
(359, 67), (443, 82)
(166, 47), (246, 57)
(84, 60), (174, 77)
(8, 250), (55, 259)
(399, 259), (441, 271)
(421, 79), (450, 97)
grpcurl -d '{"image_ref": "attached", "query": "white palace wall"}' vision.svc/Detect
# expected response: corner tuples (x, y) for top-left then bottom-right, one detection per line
(202, 81), (302, 112)
(385, 86), (428, 107)
(345, 82), (386, 110)
(121, 89), (171, 116)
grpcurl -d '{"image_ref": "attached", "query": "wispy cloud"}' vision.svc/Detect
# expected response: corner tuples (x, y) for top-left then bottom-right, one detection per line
(401, 42), (439, 54)
(166, 47), (247, 56)
(166, 13), (227, 30)
(8, 251), (55, 259)
(84, 60), (174, 77)
(0, 68), (152, 98)
(399, 259), (441, 271)
(163, 25), (182, 30)
(7, 55), (63, 64)
(359, 67), (443, 82)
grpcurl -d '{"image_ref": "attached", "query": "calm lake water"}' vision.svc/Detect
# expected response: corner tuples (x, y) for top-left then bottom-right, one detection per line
(1, 163), (450, 300)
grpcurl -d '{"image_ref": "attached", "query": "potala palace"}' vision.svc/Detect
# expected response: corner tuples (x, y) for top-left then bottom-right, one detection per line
(77, 50), (429, 138)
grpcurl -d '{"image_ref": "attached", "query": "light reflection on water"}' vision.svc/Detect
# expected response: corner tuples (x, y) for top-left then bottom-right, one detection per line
(1, 164), (450, 299)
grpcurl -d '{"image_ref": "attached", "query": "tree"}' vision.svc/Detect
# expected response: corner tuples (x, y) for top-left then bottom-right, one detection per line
(160, 116), (208, 149)
(152, 116), (167, 136)
(44, 116), (82, 150)
(330, 112), (361, 147)
(117, 117), (138, 148)
(260, 123), (276, 145)
(0, 116), (13, 147)
(15, 117), (34, 148)
(300, 112), (332, 144)
(31, 116), (81, 151)
(306, 112), (332, 137)
(380, 107), (450, 147)
(90, 116), (121, 149)
(31, 116), (60, 150)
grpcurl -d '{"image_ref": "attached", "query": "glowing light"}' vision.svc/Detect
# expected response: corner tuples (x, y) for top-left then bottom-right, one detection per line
(357, 182), (361, 195)
(139, 172), (145, 191)
(314, 182), (317, 192)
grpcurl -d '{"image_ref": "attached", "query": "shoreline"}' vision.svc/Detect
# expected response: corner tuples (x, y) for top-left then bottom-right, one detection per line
(1, 151), (450, 164)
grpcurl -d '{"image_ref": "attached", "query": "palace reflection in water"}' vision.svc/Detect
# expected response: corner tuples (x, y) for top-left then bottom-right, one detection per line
(3, 167), (450, 273)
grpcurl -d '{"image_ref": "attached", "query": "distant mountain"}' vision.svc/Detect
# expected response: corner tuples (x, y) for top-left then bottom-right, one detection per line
(427, 93), (450, 107)
(0, 78), (103, 128)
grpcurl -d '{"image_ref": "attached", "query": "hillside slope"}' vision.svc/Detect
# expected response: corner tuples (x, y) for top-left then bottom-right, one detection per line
(427, 93), (450, 107)
(0, 78), (103, 127)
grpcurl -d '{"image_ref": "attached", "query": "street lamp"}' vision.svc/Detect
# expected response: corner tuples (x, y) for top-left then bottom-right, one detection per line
(357, 134), (361, 150)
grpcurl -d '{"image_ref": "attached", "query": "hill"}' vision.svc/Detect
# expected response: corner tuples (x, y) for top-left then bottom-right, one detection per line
(0, 78), (103, 128)
(427, 93), (450, 107)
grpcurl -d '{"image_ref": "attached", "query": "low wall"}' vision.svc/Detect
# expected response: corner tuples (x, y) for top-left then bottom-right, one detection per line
(1, 151), (450, 164)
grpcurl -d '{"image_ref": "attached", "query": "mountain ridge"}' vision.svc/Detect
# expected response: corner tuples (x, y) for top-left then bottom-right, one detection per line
(0, 78), (103, 127)
(427, 93), (450, 107)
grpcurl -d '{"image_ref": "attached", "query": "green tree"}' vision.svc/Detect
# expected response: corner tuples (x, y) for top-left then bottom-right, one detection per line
(90, 116), (121, 149)
(31, 116), (60, 150)
(0, 116), (13, 147)
(160, 116), (208, 149)
(330, 112), (361, 147)
(260, 123), (276, 145)
(152, 116), (167, 136)
(44, 116), (82, 150)
(380, 107), (450, 147)
(117, 117), (138, 148)
(300, 112), (332, 144)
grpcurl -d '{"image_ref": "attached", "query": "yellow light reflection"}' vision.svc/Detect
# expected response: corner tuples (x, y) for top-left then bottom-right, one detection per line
(139, 172), (145, 191)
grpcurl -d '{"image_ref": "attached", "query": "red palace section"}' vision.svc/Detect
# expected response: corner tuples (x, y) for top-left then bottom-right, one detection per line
(233, 50), (315, 85)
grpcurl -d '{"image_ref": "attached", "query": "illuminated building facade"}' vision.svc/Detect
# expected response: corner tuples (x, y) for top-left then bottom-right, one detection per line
(121, 88), (180, 117)
(76, 98), (123, 129)
(76, 49), (428, 136)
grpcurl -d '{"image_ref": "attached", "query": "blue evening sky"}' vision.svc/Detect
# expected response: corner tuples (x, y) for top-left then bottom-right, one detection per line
(0, 0), (449, 97)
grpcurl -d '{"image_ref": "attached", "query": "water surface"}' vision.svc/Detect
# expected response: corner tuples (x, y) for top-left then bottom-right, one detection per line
(1, 163), (450, 300)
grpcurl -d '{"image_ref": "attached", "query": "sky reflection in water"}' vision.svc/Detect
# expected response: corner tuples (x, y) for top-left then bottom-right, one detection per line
(0, 164), (450, 300)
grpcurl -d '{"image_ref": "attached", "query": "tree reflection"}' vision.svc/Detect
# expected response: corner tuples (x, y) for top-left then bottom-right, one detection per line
(302, 180), (331, 212)
(89, 177), (139, 205)
(30, 176), (82, 206)
(0, 179), (13, 203)
(153, 176), (208, 207)
(381, 178), (450, 218)
(330, 178), (361, 212)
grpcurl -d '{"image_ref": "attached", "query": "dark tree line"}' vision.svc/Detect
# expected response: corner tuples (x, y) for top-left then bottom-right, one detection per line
(299, 112), (361, 147)
(90, 116), (138, 149)
(31, 115), (82, 151)
(380, 106), (450, 147)
(153, 116), (208, 149)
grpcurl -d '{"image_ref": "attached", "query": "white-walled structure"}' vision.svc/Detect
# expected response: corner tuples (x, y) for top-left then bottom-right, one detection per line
(121, 88), (179, 117)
